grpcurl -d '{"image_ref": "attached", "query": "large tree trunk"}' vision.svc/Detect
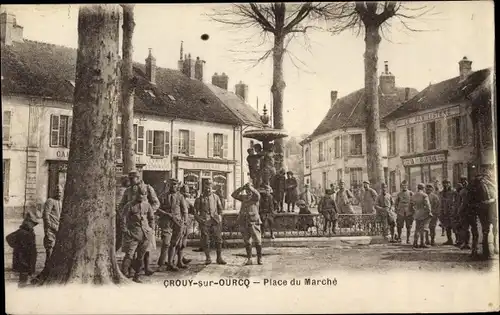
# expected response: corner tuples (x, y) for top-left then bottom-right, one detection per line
(271, 33), (286, 171)
(363, 24), (384, 191)
(43, 4), (127, 285)
(121, 4), (136, 174)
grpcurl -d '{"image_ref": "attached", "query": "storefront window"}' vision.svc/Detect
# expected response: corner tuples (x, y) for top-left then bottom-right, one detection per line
(183, 170), (200, 198)
(430, 164), (443, 187)
(212, 171), (227, 202)
(408, 166), (420, 191)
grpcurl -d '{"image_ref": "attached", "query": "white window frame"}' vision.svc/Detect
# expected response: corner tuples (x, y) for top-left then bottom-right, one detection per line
(406, 126), (415, 153)
(349, 134), (363, 156)
(50, 114), (71, 148)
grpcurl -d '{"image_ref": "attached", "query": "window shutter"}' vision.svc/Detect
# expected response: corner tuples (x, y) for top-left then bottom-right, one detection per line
(435, 120), (442, 149)
(2, 110), (12, 143)
(423, 123), (428, 151)
(393, 132), (398, 155)
(133, 124), (138, 153)
(50, 114), (59, 147)
(173, 130), (179, 155)
(67, 116), (73, 149)
(223, 134), (229, 159)
(406, 128), (410, 153)
(137, 126), (145, 154)
(164, 131), (170, 156)
(146, 130), (153, 155)
(447, 118), (454, 148)
(461, 115), (469, 146)
(189, 130), (195, 156)
(207, 133), (213, 157)
(388, 132), (392, 155)
(342, 134), (349, 158)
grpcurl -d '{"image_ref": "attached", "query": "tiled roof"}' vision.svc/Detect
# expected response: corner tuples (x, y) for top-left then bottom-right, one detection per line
(310, 86), (418, 138)
(205, 83), (264, 128)
(383, 68), (492, 121)
(1, 40), (262, 126)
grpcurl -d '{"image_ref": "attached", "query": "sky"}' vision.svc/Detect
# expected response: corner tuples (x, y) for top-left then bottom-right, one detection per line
(2, 2), (495, 138)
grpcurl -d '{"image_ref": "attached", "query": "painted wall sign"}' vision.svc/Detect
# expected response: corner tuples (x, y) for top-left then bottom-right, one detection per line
(56, 150), (69, 159)
(402, 153), (446, 166)
(179, 161), (231, 172)
(397, 106), (461, 127)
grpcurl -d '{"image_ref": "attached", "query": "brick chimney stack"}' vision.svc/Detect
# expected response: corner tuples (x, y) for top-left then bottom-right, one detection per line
(405, 87), (410, 101)
(459, 56), (473, 81)
(0, 11), (24, 46)
(379, 61), (396, 94)
(177, 41), (184, 71)
(212, 72), (229, 90)
(145, 48), (156, 84)
(195, 56), (205, 81)
(235, 81), (248, 103)
(330, 90), (338, 108)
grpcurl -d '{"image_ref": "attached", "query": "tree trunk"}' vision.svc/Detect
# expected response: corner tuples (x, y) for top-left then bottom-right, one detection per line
(363, 24), (384, 191)
(121, 4), (136, 174)
(43, 4), (127, 285)
(271, 33), (286, 171)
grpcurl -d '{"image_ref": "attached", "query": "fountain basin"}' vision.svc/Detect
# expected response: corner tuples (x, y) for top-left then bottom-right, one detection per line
(243, 128), (288, 142)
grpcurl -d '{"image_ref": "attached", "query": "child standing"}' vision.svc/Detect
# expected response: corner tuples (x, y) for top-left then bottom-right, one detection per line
(6, 212), (39, 287)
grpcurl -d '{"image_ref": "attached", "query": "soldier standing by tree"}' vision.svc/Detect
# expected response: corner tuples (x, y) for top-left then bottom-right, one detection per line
(41, 185), (63, 271)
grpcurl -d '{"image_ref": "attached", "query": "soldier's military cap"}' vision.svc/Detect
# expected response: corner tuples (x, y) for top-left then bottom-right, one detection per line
(363, 180), (370, 184)
(287, 171), (294, 175)
(425, 183), (434, 189)
(417, 183), (425, 190)
(128, 170), (140, 178)
(380, 183), (387, 188)
(401, 180), (408, 185)
(442, 179), (451, 183)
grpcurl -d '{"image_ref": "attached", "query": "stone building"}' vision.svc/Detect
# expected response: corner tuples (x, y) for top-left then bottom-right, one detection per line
(1, 12), (263, 218)
(300, 62), (418, 192)
(383, 57), (494, 191)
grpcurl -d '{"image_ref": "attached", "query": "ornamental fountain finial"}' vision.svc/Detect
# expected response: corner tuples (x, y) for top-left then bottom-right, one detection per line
(260, 104), (270, 127)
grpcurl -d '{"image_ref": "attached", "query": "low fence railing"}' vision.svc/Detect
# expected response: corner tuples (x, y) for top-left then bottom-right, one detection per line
(155, 213), (383, 241)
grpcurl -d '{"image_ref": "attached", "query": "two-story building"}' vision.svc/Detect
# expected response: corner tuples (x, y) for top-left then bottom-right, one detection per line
(1, 12), (263, 218)
(383, 57), (494, 191)
(300, 62), (418, 192)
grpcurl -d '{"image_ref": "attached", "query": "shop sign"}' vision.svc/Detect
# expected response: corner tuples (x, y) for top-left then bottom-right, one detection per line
(179, 161), (230, 172)
(397, 106), (460, 127)
(402, 153), (446, 166)
(56, 150), (69, 159)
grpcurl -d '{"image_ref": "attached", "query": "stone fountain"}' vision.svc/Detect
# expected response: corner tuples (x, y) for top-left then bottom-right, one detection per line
(243, 105), (288, 193)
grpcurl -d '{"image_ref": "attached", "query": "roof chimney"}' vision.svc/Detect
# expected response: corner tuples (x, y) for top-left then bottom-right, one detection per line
(177, 41), (184, 71)
(379, 61), (396, 94)
(0, 11), (24, 46)
(330, 90), (338, 108)
(235, 81), (248, 103)
(182, 53), (196, 79)
(145, 48), (156, 84)
(212, 72), (228, 90)
(404, 87), (410, 101)
(195, 56), (205, 81)
(459, 56), (473, 81)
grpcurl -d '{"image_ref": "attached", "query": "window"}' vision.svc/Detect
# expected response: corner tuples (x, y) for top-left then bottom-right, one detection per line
(388, 131), (397, 156)
(337, 169), (343, 184)
(3, 159), (10, 199)
(318, 141), (325, 162)
(447, 116), (468, 147)
(349, 167), (363, 189)
(133, 124), (145, 154)
(304, 147), (310, 169)
(390, 170), (396, 193)
(213, 133), (224, 158)
(50, 114), (71, 147)
(349, 134), (363, 155)
(423, 121), (441, 151)
(146, 130), (170, 157)
(334, 136), (341, 158)
(406, 127), (415, 153)
(453, 163), (464, 188)
(174, 129), (195, 156)
(3, 110), (11, 143)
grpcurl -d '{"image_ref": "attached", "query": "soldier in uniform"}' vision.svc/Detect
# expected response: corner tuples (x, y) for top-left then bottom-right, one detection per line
(318, 189), (338, 234)
(121, 185), (155, 283)
(194, 179), (227, 265)
(336, 181), (355, 228)
(361, 180), (378, 215)
(233, 182), (263, 265)
(259, 184), (276, 239)
(457, 176), (472, 250)
(179, 184), (194, 266)
(395, 180), (414, 244)
(118, 170), (160, 275)
(157, 179), (186, 271)
(272, 169), (287, 213)
(42, 185), (63, 270)
(425, 184), (441, 246)
(285, 171), (299, 212)
(374, 183), (394, 241)
(412, 183), (433, 249)
(440, 179), (457, 245)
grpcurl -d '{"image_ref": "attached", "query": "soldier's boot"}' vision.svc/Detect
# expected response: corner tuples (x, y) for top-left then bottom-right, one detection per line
(482, 232), (491, 259)
(332, 222), (337, 235)
(397, 228), (402, 242)
(143, 252), (155, 276)
(430, 230), (436, 246)
(413, 232), (419, 248)
(182, 257), (192, 265)
(443, 229), (454, 245)
(256, 245), (263, 265)
(204, 249), (212, 265)
(157, 244), (168, 267)
(425, 232), (430, 246)
(460, 231), (471, 250)
(420, 232), (429, 248)
(244, 245), (253, 265)
(131, 259), (143, 283)
(177, 249), (188, 269)
(270, 228), (275, 239)
(166, 247), (179, 272)
(216, 244), (227, 265)
(121, 257), (133, 278)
